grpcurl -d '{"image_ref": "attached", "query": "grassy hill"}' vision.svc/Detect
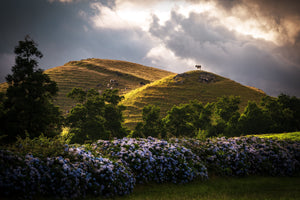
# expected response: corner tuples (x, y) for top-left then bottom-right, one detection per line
(122, 70), (266, 129)
(0, 59), (267, 129)
(0, 58), (174, 113)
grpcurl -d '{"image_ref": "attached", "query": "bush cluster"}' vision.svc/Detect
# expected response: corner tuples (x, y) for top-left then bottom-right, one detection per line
(1, 136), (299, 199)
(173, 136), (300, 176)
(94, 137), (208, 184)
(0, 146), (135, 199)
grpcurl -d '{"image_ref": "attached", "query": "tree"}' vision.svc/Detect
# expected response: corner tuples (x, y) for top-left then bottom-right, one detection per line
(0, 36), (61, 143)
(238, 101), (271, 135)
(163, 104), (195, 137)
(210, 96), (241, 136)
(163, 101), (213, 138)
(65, 88), (127, 143)
(189, 100), (213, 131)
(261, 94), (300, 132)
(66, 89), (107, 143)
(215, 96), (241, 122)
(102, 89), (127, 138)
(133, 105), (165, 138)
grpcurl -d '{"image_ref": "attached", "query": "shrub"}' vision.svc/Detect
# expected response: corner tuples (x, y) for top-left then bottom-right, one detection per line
(94, 137), (208, 184)
(0, 145), (135, 199)
(1, 135), (299, 199)
(174, 136), (300, 176)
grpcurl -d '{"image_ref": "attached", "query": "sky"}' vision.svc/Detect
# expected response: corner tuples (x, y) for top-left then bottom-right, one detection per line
(0, 0), (300, 97)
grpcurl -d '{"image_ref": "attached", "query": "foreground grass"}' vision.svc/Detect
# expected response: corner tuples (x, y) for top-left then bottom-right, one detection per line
(25, 176), (300, 200)
(106, 176), (300, 200)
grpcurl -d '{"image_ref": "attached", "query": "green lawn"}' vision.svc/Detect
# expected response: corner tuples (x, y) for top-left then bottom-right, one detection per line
(106, 176), (300, 200)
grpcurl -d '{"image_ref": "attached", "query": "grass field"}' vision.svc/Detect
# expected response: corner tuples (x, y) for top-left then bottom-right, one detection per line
(88, 176), (300, 200)
(4, 176), (299, 200)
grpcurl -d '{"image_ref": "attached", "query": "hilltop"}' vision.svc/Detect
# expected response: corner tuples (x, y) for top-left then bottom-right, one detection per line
(122, 70), (266, 128)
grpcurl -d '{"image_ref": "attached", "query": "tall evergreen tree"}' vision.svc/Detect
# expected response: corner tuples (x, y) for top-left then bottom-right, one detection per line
(0, 36), (61, 143)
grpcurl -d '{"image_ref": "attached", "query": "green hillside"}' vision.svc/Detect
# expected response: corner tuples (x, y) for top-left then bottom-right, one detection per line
(0, 58), (174, 113)
(1, 59), (267, 129)
(122, 70), (266, 129)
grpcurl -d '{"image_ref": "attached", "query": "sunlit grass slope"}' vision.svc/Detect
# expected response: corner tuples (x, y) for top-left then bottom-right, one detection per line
(0, 59), (174, 113)
(48, 59), (174, 113)
(122, 70), (266, 129)
(250, 132), (300, 141)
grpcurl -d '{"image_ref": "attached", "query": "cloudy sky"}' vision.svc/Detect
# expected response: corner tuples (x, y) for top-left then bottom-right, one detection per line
(1, 0), (300, 97)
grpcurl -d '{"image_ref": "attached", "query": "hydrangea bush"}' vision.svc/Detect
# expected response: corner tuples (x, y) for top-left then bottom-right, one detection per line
(1, 136), (299, 199)
(0, 146), (135, 199)
(94, 137), (208, 184)
(173, 137), (300, 176)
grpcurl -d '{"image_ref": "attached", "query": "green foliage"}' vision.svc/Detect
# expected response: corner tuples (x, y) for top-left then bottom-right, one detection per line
(4, 134), (67, 159)
(65, 88), (127, 144)
(215, 96), (241, 122)
(133, 105), (165, 138)
(67, 87), (87, 103)
(133, 94), (300, 138)
(0, 36), (62, 143)
(102, 89), (128, 138)
(261, 94), (300, 132)
(163, 104), (195, 137)
(163, 100), (213, 138)
(238, 101), (271, 135)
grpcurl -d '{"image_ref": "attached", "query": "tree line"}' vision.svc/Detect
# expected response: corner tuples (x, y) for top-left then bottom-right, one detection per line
(0, 37), (299, 144)
(134, 95), (300, 139)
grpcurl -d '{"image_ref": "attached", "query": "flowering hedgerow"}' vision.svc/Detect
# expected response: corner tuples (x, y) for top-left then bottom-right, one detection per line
(0, 146), (135, 199)
(173, 137), (300, 176)
(1, 136), (299, 199)
(94, 137), (208, 184)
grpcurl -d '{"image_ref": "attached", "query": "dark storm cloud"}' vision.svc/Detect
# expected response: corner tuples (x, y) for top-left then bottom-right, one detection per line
(218, 0), (300, 17)
(0, 0), (153, 83)
(0, 0), (299, 97)
(212, 0), (300, 43)
(210, 0), (300, 95)
(149, 10), (300, 96)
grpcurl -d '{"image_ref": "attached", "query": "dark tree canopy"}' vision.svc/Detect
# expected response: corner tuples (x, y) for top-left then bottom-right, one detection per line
(0, 36), (61, 143)
(65, 88), (127, 144)
(133, 105), (165, 138)
(163, 100), (213, 138)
